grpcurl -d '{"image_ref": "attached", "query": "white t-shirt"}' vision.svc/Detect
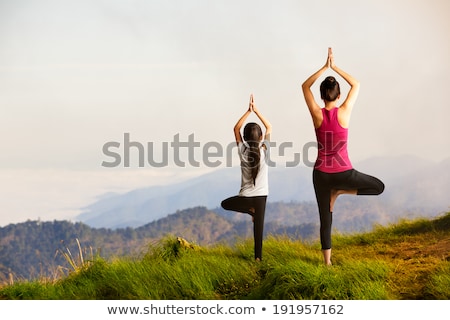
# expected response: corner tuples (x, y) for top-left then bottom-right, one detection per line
(238, 140), (270, 197)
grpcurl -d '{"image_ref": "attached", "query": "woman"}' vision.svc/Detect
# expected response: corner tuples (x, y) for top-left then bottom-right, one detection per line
(221, 94), (272, 261)
(302, 48), (384, 265)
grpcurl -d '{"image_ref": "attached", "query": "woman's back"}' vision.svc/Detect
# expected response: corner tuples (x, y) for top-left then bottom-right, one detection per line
(314, 107), (352, 173)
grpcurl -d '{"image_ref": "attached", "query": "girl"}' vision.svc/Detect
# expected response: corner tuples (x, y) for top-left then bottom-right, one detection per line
(302, 48), (385, 265)
(221, 94), (272, 261)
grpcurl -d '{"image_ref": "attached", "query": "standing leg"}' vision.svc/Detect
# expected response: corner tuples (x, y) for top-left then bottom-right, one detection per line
(314, 169), (385, 266)
(252, 196), (267, 261)
(313, 170), (333, 265)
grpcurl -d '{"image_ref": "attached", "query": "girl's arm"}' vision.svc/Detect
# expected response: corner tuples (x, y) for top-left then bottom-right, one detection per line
(233, 99), (252, 145)
(301, 51), (329, 128)
(250, 94), (272, 141)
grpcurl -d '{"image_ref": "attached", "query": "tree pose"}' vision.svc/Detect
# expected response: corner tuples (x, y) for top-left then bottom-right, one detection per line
(221, 94), (272, 261)
(302, 48), (384, 265)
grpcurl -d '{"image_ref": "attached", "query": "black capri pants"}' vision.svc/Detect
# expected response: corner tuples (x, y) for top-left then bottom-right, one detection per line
(221, 195), (267, 260)
(313, 168), (384, 250)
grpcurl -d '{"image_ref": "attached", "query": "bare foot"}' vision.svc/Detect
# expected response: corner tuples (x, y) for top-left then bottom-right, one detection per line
(330, 189), (357, 212)
(249, 208), (255, 222)
(322, 249), (332, 266)
(330, 189), (338, 212)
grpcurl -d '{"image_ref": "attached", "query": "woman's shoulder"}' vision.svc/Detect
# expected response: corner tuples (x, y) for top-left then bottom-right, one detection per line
(311, 107), (325, 129)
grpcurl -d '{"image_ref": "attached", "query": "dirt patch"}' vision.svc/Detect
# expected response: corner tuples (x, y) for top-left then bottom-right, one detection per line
(391, 236), (450, 260)
(386, 234), (450, 299)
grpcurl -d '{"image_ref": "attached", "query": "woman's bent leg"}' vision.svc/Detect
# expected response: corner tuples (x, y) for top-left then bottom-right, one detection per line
(353, 170), (385, 195)
(330, 169), (384, 207)
(334, 169), (385, 195)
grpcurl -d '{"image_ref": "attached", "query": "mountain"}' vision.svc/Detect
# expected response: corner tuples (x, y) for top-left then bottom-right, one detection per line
(77, 165), (314, 229)
(76, 166), (242, 228)
(76, 155), (450, 229)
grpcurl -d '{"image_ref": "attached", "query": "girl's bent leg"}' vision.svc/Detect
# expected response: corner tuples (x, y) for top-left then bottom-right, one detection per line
(221, 196), (254, 215)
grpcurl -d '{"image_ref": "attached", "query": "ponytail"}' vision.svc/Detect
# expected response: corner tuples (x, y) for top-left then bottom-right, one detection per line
(247, 141), (260, 185)
(243, 123), (263, 186)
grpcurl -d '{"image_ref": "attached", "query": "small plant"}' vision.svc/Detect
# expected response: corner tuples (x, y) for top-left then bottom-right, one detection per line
(56, 238), (97, 275)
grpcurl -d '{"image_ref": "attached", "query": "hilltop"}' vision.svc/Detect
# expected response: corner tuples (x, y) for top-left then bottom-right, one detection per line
(0, 204), (319, 281)
(0, 211), (449, 300)
(1, 202), (448, 283)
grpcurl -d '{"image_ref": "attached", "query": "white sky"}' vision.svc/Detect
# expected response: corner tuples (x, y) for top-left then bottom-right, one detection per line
(1, 0), (449, 226)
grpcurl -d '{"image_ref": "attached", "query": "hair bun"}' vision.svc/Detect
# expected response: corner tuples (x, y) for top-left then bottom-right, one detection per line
(324, 76), (336, 88)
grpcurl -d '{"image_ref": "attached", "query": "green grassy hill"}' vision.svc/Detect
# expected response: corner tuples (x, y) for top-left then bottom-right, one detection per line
(0, 212), (449, 300)
(0, 205), (319, 280)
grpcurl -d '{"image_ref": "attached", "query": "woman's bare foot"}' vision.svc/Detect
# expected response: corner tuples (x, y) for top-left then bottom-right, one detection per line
(330, 189), (357, 212)
(249, 207), (255, 222)
(322, 249), (332, 266)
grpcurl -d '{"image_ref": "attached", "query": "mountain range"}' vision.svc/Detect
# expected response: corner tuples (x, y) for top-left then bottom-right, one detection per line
(2, 154), (449, 280)
(76, 155), (450, 229)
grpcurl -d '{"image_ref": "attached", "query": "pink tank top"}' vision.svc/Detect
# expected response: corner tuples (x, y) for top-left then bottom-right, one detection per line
(314, 107), (353, 173)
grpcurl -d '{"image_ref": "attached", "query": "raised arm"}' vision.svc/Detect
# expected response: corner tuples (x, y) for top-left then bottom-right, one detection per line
(329, 48), (360, 125)
(250, 94), (272, 141)
(301, 52), (329, 128)
(233, 98), (252, 144)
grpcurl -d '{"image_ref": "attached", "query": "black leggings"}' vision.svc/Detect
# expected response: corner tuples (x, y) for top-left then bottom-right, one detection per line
(313, 169), (384, 250)
(221, 195), (267, 260)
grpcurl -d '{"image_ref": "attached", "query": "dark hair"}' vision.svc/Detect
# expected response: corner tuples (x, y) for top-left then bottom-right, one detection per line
(243, 122), (263, 185)
(320, 76), (340, 102)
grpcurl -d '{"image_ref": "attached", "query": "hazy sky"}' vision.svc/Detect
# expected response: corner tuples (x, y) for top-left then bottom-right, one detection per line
(1, 0), (449, 226)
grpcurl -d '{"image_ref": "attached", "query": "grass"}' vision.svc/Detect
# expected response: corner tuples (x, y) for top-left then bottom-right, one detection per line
(0, 212), (449, 300)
